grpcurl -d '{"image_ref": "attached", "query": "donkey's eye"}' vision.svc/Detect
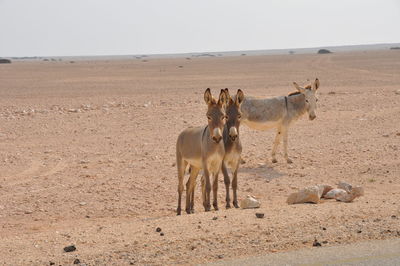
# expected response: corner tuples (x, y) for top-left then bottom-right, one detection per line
(207, 116), (211, 120)
(305, 100), (309, 103)
(223, 115), (228, 120)
(238, 114), (242, 119)
(316, 98), (319, 102)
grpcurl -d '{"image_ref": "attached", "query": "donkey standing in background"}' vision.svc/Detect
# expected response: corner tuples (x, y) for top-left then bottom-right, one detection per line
(240, 78), (320, 163)
(221, 88), (244, 209)
(176, 88), (227, 215)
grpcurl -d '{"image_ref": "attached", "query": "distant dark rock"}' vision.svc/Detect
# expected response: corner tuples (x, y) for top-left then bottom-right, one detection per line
(390, 47), (400, 50)
(0, 58), (12, 64)
(318, 49), (332, 54)
(289, 50), (295, 55)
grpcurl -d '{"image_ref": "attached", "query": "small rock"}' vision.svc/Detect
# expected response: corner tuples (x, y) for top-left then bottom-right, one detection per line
(240, 195), (261, 209)
(73, 259), (81, 264)
(79, 202), (87, 206)
(212, 216), (218, 220)
(396, 132), (400, 136)
(64, 245), (76, 252)
(324, 188), (347, 199)
(395, 90), (400, 95)
(160, 232), (164, 236)
(255, 213), (264, 218)
(156, 227), (162, 232)
(322, 227), (327, 230)
(357, 230), (362, 233)
(287, 186), (321, 204)
(322, 240), (328, 244)
(383, 134), (390, 137)
(217, 255), (224, 259)
(49, 262), (55, 265)
(313, 239), (321, 247)
(337, 182), (352, 192)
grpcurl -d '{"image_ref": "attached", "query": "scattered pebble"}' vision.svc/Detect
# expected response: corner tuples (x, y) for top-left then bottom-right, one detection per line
(255, 213), (264, 218)
(322, 227), (327, 230)
(160, 232), (164, 236)
(64, 245), (76, 252)
(217, 255), (224, 259)
(212, 216), (218, 220)
(156, 227), (162, 232)
(313, 239), (321, 247)
(73, 258), (81, 264)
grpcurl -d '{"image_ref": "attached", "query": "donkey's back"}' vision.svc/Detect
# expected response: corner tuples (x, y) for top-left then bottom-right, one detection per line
(240, 96), (287, 131)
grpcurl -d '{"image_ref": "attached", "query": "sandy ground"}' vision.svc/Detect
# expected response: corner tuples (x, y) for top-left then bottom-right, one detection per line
(0, 50), (399, 265)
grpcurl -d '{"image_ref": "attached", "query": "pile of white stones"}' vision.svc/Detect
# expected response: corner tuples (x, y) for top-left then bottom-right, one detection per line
(287, 182), (364, 204)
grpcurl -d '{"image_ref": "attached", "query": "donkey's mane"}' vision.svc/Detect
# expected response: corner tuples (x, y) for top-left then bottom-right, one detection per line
(288, 85), (312, 96)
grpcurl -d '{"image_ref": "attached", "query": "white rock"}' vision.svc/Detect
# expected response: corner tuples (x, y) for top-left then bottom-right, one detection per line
(336, 186), (364, 202)
(287, 186), (321, 204)
(240, 195), (260, 209)
(317, 184), (333, 197)
(337, 182), (352, 192)
(324, 188), (347, 199)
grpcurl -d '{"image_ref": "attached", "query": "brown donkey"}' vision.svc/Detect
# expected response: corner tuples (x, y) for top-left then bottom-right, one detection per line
(221, 88), (245, 209)
(176, 88), (227, 215)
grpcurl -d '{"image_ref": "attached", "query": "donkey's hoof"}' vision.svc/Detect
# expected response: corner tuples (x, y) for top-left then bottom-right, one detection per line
(272, 158), (278, 163)
(226, 204), (231, 209)
(213, 204), (219, 211)
(177, 209), (181, 216)
(204, 205), (211, 212)
(233, 202), (239, 208)
(287, 158), (293, 164)
(185, 209), (191, 214)
(190, 209), (195, 214)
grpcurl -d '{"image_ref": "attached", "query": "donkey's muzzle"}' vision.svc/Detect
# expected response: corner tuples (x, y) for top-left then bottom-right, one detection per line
(212, 136), (222, 143)
(229, 127), (238, 142)
(309, 115), (316, 120)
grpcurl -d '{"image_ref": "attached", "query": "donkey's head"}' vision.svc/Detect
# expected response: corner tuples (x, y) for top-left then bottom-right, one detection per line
(224, 88), (244, 142)
(204, 88), (227, 143)
(293, 78), (320, 120)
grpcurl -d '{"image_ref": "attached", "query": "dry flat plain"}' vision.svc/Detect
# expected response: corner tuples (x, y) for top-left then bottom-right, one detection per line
(0, 50), (399, 265)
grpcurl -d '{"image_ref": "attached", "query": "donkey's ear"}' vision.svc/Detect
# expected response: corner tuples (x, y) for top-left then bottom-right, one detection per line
(236, 89), (244, 105)
(224, 88), (231, 100)
(218, 89), (227, 106)
(312, 78), (320, 90)
(204, 88), (213, 104)
(293, 82), (305, 93)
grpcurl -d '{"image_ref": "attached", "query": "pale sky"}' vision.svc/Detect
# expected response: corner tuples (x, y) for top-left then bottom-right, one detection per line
(0, 0), (399, 57)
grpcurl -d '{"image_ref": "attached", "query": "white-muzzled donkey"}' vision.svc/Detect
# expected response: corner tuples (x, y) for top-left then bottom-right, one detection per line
(240, 78), (320, 163)
(221, 88), (244, 209)
(176, 88), (227, 215)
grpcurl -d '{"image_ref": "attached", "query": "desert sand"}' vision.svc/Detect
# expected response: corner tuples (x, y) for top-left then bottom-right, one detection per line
(0, 50), (399, 265)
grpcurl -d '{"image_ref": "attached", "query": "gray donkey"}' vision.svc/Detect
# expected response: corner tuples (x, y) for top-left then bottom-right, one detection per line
(176, 88), (227, 215)
(221, 88), (244, 209)
(240, 78), (320, 163)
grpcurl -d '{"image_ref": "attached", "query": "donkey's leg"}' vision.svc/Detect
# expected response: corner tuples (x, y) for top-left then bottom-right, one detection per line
(177, 155), (187, 215)
(212, 171), (219, 211)
(271, 127), (282, 163)
(232, 162), (240, 208)
(187, 167), (199, 214)
(282, 127), (292, 163)
(222, 162), (231, 209)
(202, 168), (212, 212)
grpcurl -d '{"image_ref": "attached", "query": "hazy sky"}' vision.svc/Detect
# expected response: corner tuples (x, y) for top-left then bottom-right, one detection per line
(0, 0), (399, 57)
